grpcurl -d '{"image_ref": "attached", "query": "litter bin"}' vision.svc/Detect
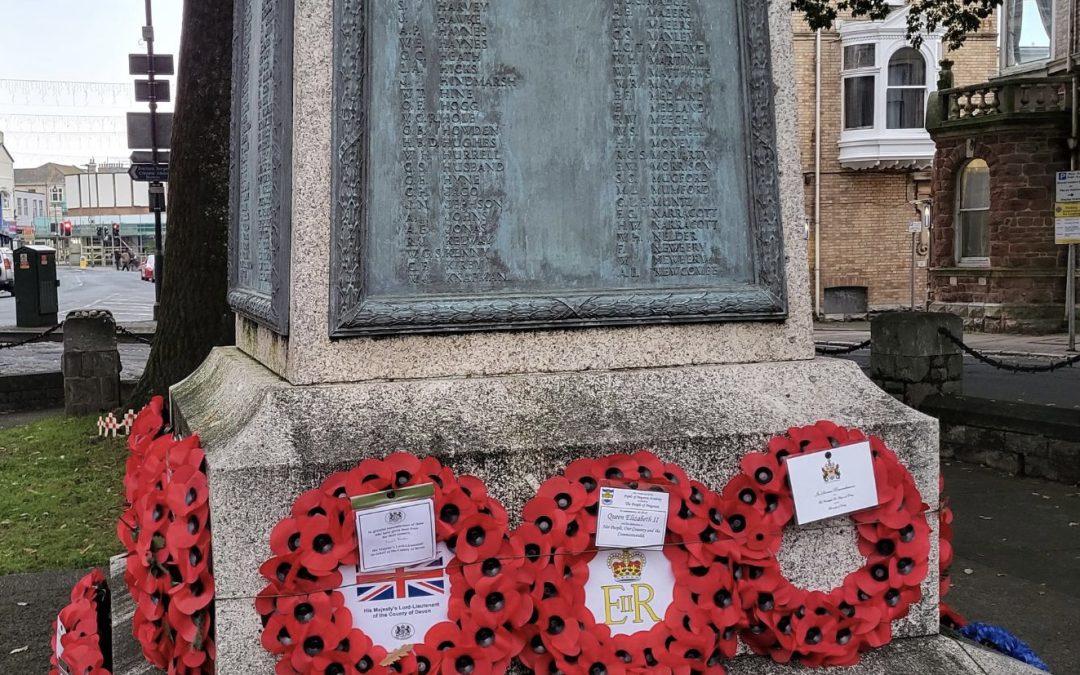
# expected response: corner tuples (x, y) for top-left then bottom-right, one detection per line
(14, 245), (59, 327)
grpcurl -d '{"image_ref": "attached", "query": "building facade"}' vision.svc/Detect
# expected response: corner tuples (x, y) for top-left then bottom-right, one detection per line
(0, 132), (14, 244)
(14, 162), (81, 233)
(12, 189), (46, 230)
(926, 0), (1077, 333)
(792, 4), (999, 316)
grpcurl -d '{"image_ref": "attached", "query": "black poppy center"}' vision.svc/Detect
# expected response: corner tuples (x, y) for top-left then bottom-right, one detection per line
(440, 503), (460, 524)
(313, 533), (334, 554)
(303, 635), (324, 656)
(466, 526), (486, 548)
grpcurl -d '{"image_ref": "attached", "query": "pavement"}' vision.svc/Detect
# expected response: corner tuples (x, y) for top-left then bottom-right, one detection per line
(944, 461), (1080, 674)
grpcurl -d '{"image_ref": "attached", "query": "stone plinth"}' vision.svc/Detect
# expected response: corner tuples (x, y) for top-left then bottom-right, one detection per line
(62, 309), (121, 415)
(174, 347), (945, 673)
(871, 312), (964, 408)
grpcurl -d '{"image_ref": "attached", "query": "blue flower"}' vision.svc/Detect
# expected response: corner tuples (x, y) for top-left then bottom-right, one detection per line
(959, 622), (1050, 672)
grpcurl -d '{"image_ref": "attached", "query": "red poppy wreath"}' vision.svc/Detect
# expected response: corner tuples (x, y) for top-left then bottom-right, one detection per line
(51, 569), (111, 675)
(256, 453), (531, 675)
(119, 396), (215, 674)
(725, 421), (931, 668)
(514, 451), (744, 675)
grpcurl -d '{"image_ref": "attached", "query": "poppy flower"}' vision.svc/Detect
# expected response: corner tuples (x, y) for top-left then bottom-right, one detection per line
(538, 601), (583, 656)
(165, 464), (209, 517)
(436, 487), (481, 539)
(294, 513), (355, 574)
(169, 568), (215, 616)
(452, 513), (503, 564)
(129, 396), (165, 449)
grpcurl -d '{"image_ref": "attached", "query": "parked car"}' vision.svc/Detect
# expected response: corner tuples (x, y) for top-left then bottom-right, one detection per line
(0, 247), (14, 294)
(140, 254), (156, 282)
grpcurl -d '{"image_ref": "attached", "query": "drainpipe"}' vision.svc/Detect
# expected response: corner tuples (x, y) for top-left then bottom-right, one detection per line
(815, 29), (823, 319)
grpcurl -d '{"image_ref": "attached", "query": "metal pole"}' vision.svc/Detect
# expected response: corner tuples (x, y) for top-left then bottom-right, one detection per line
(145, 0), (163, 321)
(910, 232), (917, 311)
(1069, 244), (1077, 351)
(1069, 51), (1078, 351)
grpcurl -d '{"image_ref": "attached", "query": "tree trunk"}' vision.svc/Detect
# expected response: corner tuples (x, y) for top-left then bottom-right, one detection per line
(130, 0), (234, 406)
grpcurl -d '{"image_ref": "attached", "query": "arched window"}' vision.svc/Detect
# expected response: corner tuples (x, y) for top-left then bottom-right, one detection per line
(957, 159), (990, 262)
(887, 48), (927, 129)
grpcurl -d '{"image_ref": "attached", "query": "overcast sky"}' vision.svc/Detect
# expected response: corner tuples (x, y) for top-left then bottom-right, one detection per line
(0, 0), (184, 168)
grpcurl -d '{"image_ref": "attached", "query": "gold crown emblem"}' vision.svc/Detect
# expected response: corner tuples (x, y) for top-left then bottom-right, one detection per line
(607, 549), (646, 583)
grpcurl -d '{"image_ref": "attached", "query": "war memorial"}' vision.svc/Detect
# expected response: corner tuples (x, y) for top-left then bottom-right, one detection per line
(162, 0), (1043, 671)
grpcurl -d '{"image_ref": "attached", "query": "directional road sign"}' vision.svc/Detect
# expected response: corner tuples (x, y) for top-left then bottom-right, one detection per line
(129, 163), (170, 183)
(128, 53), (175, 76)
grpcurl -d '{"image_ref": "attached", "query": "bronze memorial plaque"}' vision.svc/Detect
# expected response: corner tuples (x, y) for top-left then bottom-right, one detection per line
(330, 0), (784, 336)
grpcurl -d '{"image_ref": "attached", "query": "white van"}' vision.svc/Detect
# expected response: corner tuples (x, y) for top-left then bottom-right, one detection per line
(0, 247), (13, 294)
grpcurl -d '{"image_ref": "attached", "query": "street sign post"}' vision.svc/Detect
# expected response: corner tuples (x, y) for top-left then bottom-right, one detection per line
(1055, 171), (1078, 351)
(129, 164), (170, 183)
(129, 0), (171, 321)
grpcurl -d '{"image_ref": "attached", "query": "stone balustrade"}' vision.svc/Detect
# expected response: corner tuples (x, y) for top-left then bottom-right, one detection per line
(928, 77), (1072, 131)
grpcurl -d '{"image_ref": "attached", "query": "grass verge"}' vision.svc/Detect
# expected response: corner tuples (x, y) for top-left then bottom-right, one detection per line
(0, 415), (125, 575)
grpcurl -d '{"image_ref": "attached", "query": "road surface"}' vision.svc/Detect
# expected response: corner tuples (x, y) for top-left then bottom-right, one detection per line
(0, 266), (154, 327)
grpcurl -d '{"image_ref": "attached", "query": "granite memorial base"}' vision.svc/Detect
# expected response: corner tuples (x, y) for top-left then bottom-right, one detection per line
(172, 346), (1028, 674)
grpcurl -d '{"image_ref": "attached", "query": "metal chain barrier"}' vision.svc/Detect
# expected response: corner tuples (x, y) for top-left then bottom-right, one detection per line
(938, 327), (1080, 374)
(814, 339), (871, 356)
(0, 322), (64, 349)
(115, 324), (153, 345)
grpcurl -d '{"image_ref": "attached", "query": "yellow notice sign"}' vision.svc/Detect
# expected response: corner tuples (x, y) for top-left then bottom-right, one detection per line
(1055, 202), (1080, 218)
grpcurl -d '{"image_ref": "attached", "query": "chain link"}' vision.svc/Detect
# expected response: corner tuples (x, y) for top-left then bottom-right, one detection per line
(814, 339), (871, 356)
(938, 328), (1080, 374)
(0, 322), (64, 349)
(115, 324), (153, 345)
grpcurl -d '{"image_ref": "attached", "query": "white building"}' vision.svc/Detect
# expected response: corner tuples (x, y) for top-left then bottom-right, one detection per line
(12, 189), (46, 228)
(64, 161), (166, 215)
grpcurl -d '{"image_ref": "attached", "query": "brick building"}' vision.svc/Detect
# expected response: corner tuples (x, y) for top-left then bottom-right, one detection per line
(792, 5), (999, 316)
(926, 0), (1078, 333)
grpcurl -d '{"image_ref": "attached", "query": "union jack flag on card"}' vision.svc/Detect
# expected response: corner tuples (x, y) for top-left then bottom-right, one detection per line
(354, 552), (447, 602)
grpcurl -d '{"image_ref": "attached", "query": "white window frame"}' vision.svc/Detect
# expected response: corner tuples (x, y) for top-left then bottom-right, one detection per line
(886, 47), (929, 130)
(842, 43), (878, 131)
(955, 159), (991, 268)
(1000, 0), (1055, 75)
(837, 7), (943, 170)
(50, 185), (64, 204)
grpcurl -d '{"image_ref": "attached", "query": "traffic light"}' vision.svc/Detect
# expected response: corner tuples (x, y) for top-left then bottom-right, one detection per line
(63, 222), (72, 236)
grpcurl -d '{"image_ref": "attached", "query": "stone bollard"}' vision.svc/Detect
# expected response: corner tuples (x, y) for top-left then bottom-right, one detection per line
(870, 312), (963, 408)
(62, 309), (121, 416)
